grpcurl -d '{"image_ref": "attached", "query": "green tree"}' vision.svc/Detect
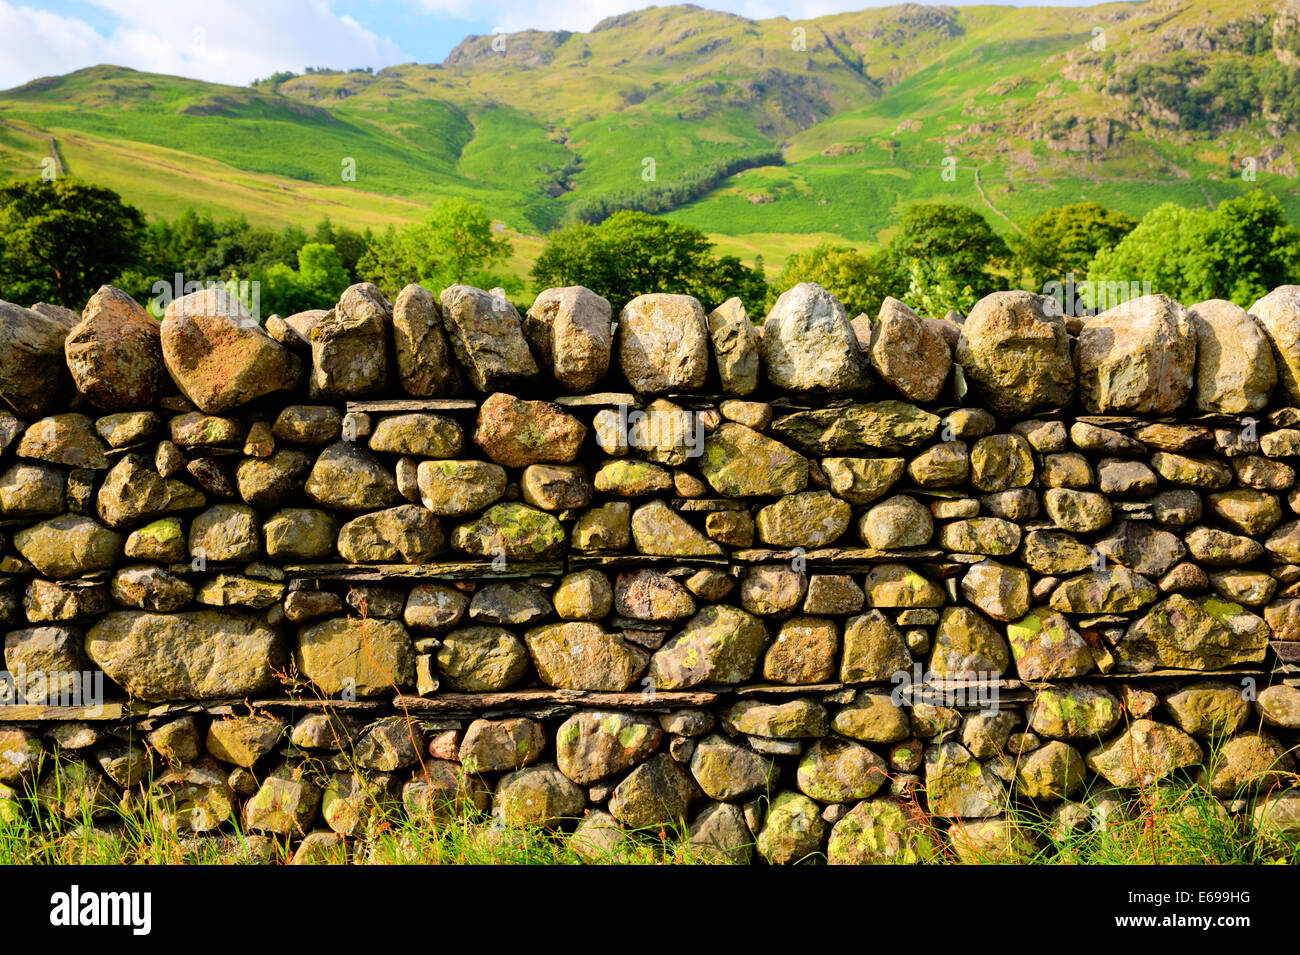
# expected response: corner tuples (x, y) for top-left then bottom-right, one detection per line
(772, 242), (896, 317)
(885, 203), (1009, 298)
(1088, 193), (1299, 305)
(358, 198), (513, 292)
(1011, 202), (1138, 290)
(0, 179), (146, 306)
(532, 211), (767, 314)
(257, 243), (350, 317)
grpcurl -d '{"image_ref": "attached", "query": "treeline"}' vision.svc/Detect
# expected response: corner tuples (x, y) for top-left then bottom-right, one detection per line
(563, 150), (784, 226)
(2, 177), (1297, 330)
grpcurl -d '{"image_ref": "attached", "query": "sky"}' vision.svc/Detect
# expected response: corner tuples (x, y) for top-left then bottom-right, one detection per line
(0, 0), (1114, 90)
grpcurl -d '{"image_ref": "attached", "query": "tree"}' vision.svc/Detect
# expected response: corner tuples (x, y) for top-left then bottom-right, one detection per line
(0, 179), (146, 306)
(256, 243), (350, 318)
(772, 242), (895, 317)
(1010, 202), (1138, 290)
(1088, 193), (1299, 306)
(885, 203), (1009, 298)
(358, 198), (513, 292)
(532, 211), (767, 314)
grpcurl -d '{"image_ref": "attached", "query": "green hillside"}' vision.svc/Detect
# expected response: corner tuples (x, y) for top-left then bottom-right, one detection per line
(3, 0), (1300, 271)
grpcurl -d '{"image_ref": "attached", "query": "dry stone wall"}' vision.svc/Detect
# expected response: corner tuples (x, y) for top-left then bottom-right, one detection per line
(1, 279), (1300, 863)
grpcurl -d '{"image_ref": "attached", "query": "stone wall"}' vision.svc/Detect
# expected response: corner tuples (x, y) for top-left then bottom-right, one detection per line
(1, 279), (1300, 863)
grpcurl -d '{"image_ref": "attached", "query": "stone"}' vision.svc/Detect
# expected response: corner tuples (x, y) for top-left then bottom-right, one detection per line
(24, 580), (110, 621)
(403, 761), (490, 822)
(0, 462), (64, 516)
(0, 728), (42, 784)
(0, 299), (72, 416)
(468, 582), (551, 625)
(243, 763), (321, 835)
(17, 413), (108, 468)
(961, 560), (1030, 622)
(523, 285), (612, 391)
(797, 737), (888, 803)
(321, 772), (398, 838)
(1209, 569), (1275, 607)
(1258, 684), (1300, 729)
(555, 710), (661, 784)
(729, 698), (828, 738)
(1050, 567), (1156, 614)
(1165, 683), (1251, 737)
(629, 501), (722, 556)
(763, 616), (838, 684)
(803, 574), (865, 615)
(860, 495), (933, 549)
(1006, 609), (1094, 680)
(755, 490), (850, 548)
(1015, 740), (1086, 801)
(272, 405), (341, 445)
(521, 463), (592, 510)
(417, 459), (507, 516)
(95, 410), (161, 448)
(822, 457), (905, 505)
(206, 717), (284, 768)
(1020, 530), (1092, 575)
(907, 442), (969, 488)
(1076, 294), (1196, 413)
(161, 288), (297, 413)
(955, 290), (1073, 415)
(700, 423), (808, 497)
(473, 392), (585, 467)
(439, 284), (539, 391)
(110, 566), (193, 612)
(841, 611), (912, 682)
(1029, 685), (1121, 740)
(3, 626), (89, 702)
(305, 443), (400, 511)
(295, 617), (415, 696)
(756, 791), (826, 864)
(189, 504), (259, 562)
(86, 610), (283, 700)
(707, 297), (761, 395)
(1094, 522), (1187, 577)
(336, 505), (444, 563)
(368, 413), (463, 458)
(608, 754), (698, 829)
(615, 293), (711, 394)
(770, 401), (939, 454)
(1208, 490), (1282, 536)
(451, 503), (567, 560)
(1204, 732), (1294, 796)
(969, 434), (1034, 492)
(863, 564), (945, 607)
(352, 717), (421, 771)
(593, 459), (672, 496)
(688, 733), (778, 799)
(614, 569), (695, 621)
(65, 286), (165, 410)
(924, 742), (1005, 818)
(761, 283), (868, 393)
(1234, 455), (1294, 490)
(1043, 488), (1112, 533)
(571, 811), (628, 862)
(947, 817), (1038, 863)
(1187, 526), (1261, 565)
(391, 284), (458, 396)
(1150, 452), (1233, 489)
(931, 606), (1010, 678)
(13, 515), (120, 578)
(1097, 458), (1157, 496)
(868, 296), (951, 402)
(740, 566), (807, 616)
(1249, 286), (1300, 402)
(262, 508), (337, 561)
(937, 517), (1021, 555)
(525, 622), (647, 691)
(827, 798), (937, 864)
(1086, 720), (1203, 787)
(644, 608), (764, 691)
(832, 692), (911, 743)
(1119, 595), (1269, 671)
(688, 802), (753, 864)
(1188, 298), (1276, 412)
(123, 519), (186, 562)
(436, 627), (529, 691)
(553, 570), (613, 621)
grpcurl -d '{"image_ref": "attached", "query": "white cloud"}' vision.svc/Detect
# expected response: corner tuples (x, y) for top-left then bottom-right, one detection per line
(0, 0), (408, 90)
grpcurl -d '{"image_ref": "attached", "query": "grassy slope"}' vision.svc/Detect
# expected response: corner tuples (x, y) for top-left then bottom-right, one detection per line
(2, 1), (1299, 279)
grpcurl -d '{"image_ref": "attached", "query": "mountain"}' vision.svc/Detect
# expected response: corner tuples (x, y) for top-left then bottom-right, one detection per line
(3, 0), (1300, 272)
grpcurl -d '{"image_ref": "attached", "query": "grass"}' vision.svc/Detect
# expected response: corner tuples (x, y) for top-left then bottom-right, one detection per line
(2, 725), (1298, 865)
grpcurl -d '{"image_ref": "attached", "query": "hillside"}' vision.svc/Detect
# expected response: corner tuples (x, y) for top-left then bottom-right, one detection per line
(3, 0), (1300, 270)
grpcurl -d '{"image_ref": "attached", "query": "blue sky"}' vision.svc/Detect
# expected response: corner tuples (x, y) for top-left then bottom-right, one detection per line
(1, 0), (1115, 89)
